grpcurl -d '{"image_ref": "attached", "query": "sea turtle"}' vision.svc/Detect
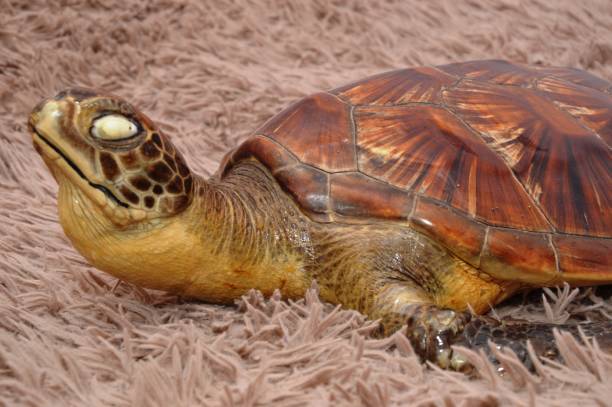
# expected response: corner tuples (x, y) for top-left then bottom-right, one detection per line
(29, 60), (611, 369)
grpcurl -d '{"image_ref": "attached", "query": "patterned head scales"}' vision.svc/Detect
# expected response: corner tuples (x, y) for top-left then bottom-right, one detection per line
(99, 127), (193, 215)
(30, 88), (194, 219)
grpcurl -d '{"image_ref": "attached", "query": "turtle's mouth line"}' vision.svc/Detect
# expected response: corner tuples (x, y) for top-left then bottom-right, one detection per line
(32, 127), (129, 208)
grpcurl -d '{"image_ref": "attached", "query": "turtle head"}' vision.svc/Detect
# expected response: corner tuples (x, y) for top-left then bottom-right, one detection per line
(29, 88), (195, 226)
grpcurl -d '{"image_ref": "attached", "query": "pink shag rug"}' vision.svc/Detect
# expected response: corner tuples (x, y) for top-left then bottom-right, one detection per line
(1, 0), (611, 405)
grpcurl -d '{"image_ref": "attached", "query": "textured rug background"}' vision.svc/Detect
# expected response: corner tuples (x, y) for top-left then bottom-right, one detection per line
(1, 0), (612, 405)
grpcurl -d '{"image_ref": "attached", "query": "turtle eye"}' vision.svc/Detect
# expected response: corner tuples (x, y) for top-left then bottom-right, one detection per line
(91, 114), (140, 141)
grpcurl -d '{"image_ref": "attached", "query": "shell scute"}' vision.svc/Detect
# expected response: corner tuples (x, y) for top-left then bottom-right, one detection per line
(225, 135), (297, 175)
(438, 59), (539, 86)
(275, 165), (330, 219)
(535, 76), (612, 145)
(410, 197), (486, 268)
(444, 79), (611, 237)
(355, 104), (551, 231)
(330, 172), (414, 220)
(534, 65), (612, 92)
(256, 92), (356, 172)
(553, 235), (612, 283)
(482, 228), (558, 284)
(332, 66), (456, 105)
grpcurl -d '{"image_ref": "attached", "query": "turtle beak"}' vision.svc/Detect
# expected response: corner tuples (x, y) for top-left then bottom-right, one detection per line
(30, 98), (68, 159)
(29, 96), (91, 181)
(29, 95), (86, 179)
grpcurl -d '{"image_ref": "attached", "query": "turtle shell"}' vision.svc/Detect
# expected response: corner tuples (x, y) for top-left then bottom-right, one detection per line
(220, 60), (611, 285)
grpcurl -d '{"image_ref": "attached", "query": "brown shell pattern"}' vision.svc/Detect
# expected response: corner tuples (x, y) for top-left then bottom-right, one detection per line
(221, 60), (611, 282)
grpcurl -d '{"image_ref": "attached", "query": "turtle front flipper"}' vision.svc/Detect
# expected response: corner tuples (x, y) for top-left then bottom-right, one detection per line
(311, 225), (511, 369)
(402, 304), (472, 369)
(368, 288), (472, 370)
(317, 268), (477, 369)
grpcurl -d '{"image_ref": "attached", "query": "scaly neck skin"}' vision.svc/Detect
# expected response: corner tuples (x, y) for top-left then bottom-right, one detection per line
(57, 161), (313, 303)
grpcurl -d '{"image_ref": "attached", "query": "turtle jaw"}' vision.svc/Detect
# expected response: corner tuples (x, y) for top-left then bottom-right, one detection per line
(30, 99), (148, 226)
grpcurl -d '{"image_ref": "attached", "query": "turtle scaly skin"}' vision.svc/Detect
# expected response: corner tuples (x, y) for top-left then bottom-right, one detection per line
(30, 60), (612, 369)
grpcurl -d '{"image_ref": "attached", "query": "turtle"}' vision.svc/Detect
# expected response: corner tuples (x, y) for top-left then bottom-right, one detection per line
(29, 59), (611, 369)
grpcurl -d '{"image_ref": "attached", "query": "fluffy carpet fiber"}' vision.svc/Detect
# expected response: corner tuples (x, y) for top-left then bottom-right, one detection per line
(1, 0), (611, 405)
